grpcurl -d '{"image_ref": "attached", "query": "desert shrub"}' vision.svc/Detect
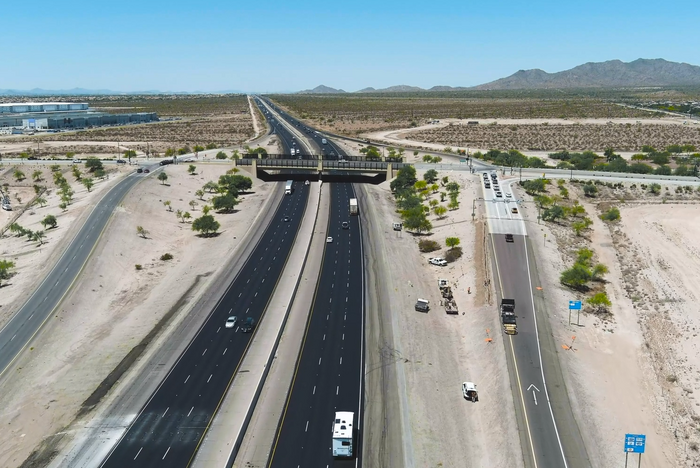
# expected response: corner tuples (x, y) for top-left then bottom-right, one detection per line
(160, 253), (174, 261)
(418, 239), (440, 252)
(444, 247), (463, 263)
(583, 184), (598, 197)
(648, 183), (662, 195)
(135, 264), (143, 270)
(600, 207), (621, 222)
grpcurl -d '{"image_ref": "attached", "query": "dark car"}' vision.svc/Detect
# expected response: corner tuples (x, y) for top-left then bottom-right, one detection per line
(136, 168), (143, 173)
(143, 168), (150, 173)
(116, 159), (126, 164)
(342, 221), (349, 229)
(241, 317), (255, 333)
(159, 159), (173, 166)
(505, 234), (514, 243)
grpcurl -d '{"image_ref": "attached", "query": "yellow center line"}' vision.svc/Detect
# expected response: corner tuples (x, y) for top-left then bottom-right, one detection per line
(489, 233), (538, 468)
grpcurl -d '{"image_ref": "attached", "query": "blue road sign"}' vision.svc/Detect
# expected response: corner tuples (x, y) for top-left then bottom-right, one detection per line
(569, 300), (582, 310)
(624, 434), (646, 453)
(459, 158), (466, 163)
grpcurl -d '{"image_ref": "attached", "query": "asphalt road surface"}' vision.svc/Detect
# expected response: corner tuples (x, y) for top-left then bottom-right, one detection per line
(99, 181), (310, 468)
(483, 171), (570, 467)
(0, 170), (146, 378)
(268, 182), (364, 468)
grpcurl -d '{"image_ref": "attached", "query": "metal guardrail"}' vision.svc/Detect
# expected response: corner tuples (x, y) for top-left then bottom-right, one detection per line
(241, 158), (409, 171)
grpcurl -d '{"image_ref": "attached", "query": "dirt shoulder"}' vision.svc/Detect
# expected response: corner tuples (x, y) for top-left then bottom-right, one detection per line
(0, 163), (274, 467)
(361, 169), (522, 468)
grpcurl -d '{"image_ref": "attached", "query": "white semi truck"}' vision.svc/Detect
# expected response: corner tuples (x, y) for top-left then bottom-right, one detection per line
(332, 411), (354, 458)
(349, 198), (358, 215)
(284, 180), (293, 195)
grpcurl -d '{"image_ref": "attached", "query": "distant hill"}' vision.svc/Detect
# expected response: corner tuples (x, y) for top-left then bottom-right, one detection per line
(357, 85), (426, 93)
(297, 85), (346, 94)
(474, 58), (700, 90)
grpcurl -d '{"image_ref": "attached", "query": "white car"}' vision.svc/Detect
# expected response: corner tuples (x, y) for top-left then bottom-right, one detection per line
(429, 257), (448, 266)
(505, 192), (512, 198)
(225, 316), (238, 329)
(462, 381), (478, 402)
(495, 192), (503, 198)
(326, 236), (333, 243)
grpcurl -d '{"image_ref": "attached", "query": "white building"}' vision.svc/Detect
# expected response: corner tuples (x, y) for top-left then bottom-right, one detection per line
(0, 102), (88, 114)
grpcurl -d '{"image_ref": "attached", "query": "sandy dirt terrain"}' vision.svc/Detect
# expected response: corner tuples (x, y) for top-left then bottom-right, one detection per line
(364, 116), (700, 156)
(519, 179), (700, 467)
(0, 164), (130, 323)
(361, 169), (523, 468)
(0, 162), (273, 467)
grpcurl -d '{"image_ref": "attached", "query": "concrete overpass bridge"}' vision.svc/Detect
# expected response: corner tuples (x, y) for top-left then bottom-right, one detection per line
(234, 154), (409, 184)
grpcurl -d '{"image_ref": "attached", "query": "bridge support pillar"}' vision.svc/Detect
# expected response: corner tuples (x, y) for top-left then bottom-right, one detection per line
(237, 158), (258, 178)
(318, 159), (323, 172)
(386, 162), (395, 180)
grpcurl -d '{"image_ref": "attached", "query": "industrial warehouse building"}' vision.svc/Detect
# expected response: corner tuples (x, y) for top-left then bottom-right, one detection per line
(0, 102), (158, 130)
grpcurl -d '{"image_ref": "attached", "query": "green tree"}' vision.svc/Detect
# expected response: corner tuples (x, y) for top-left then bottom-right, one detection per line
(72, 165), (82, 180)
(212, 192), (240, 212)
(9, 223), (25, 237)
(600, 207), (620, 222)
(188, 164), (197, 175)
(572, 217), (593, 236)
(447, 198), (459, 210)
(424, 169), (439, 183)
(390, 165), (417, 194)
(195, 189), (205, 200)
(158, 172), (168, 185)
(0, 259), (16, 287)
(59, 202), (68, 211)
(583, 184), (598, 197)
(576, 248), (594, 267)
(592, 263), (609, 281)
(654, 165), (672, 175)
(165, 148), (176, 157)
(641, 145), (656, 153)
(41, 214), (58, 229)
(13, 169), (25, 182)
(587, 292), (612, 314)
(32, 170), (43, 182)
(136, 225), (148, 238)
(649, 183), (661, 195)
(123, 150), (137, 159)
(192, 214), (220, 236)
(206, 143), (217, 150)
(81, 177), (94, 192)
(560, 263), (592, 289)
(230, 149), (241, 160)
(95, 168), (106, 179)
(182, 211), (192, 222)
(433, 205), (447, 218)
(32, 230), (46, 245)
(218, 174), (252, 194)
(203, 181), (219, 193)
(570, 202), (586, 217)
(176, 209), (183, 222)
(193, 145), (205, 152)
(34, 197), (47, 208)
(85, 157), (103, 173)
(414, 180), (428, 191)
(163, 200), (172, 211)
(215, 151), (228, 160)
(520, 178), (546, 194)
(542, 205), (565, 222)
(445, 181), (460, 193)
(445, 237), (461, 249)
(202, 205), (211, 215)
(189, 200), (197, 211)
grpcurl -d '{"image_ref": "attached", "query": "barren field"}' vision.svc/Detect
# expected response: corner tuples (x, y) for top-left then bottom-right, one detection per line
(0, 163), (274, 467)
(405, 120), (700, 152)
(1, 95), (255, 156)
(270, 93), (658, 135)
(522, 178), (700, 467)
(362, 169), (522, 467)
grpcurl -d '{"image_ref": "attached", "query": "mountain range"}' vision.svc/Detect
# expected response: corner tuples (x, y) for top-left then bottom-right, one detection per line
(298, 59), (700, 93)
(2, 59), (700, 96)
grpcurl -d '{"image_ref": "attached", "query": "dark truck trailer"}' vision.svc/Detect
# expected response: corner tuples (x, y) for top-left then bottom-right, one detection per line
(500, 299), (517, 335)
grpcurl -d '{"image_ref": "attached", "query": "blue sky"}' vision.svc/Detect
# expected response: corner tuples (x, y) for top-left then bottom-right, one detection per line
(3, 0), (698, 92)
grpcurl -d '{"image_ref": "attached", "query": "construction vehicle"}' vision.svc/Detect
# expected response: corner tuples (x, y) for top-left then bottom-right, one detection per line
(438, 279), (458, 314)
(500, 299), (517, 335)
(462, 382), (478, 402)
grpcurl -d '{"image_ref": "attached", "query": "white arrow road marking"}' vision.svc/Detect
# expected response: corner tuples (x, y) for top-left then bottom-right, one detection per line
(527, 384), (540, 405)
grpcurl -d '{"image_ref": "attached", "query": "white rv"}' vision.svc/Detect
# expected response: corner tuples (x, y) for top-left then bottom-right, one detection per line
(332, 411), (354, 458)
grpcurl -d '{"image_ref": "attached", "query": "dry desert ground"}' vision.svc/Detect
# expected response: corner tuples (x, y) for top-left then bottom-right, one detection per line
(0, 162), (273, 467)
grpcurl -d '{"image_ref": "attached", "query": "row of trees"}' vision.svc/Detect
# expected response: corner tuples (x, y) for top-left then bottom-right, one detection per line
(0, 259), (14, 287)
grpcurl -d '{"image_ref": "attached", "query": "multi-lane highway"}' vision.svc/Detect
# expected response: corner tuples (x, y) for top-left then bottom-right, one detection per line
(100, 181), (310, 467)
(268, 182), (364, 468)
(0, 170), (149, 378)
(256, 98), (366, 467)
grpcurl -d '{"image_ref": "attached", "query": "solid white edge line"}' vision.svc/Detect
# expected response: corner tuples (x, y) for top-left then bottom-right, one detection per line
(524, 235), (570, 468)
